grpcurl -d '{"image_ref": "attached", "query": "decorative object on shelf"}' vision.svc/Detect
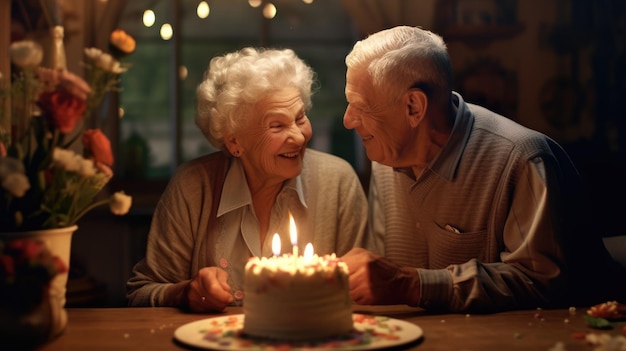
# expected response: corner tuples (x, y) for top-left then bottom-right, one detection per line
(0, 231), (71, 348)
(455, 57), (518, 119)
(0, 24), (135, 346)
(538, 75), (588, 131)
(434, 0), (524, 46)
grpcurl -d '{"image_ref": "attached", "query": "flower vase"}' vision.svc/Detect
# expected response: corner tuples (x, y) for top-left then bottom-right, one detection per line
(0, 225), (77, 347)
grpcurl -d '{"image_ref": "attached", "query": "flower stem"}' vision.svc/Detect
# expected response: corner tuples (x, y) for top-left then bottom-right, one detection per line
(68, 197), (109, 225)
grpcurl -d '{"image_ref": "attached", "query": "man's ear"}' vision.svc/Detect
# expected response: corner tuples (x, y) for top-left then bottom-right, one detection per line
(405, 89), (428, 128)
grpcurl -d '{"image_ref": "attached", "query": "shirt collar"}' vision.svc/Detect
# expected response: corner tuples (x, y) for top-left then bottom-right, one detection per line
(393, 92), (474, 181)
(429, 92), (474, 181)
(217, 158), (307, 217)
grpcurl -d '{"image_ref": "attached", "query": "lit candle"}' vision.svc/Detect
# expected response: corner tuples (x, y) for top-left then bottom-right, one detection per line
(303, 242), (314, 265)
(289, 212), (298, 257)
(272, 233), (281, 257)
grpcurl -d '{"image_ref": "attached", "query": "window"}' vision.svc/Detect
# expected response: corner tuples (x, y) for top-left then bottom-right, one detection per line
(116, 0), (363, 181)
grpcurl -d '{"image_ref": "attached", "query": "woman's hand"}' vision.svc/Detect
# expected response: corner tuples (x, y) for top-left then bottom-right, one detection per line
(186, 267), (234, 312)
(341, 247), (421, 306)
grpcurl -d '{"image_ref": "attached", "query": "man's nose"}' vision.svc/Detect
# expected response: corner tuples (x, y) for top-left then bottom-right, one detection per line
(343, 106), (361, 129)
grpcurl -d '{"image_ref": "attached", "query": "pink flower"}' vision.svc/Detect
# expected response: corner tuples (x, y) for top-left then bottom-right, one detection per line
(37, 89), (87, 134)
(82, 129), (114, 167)
(95, 161), (113, 177)
(38, 68), (92, 100)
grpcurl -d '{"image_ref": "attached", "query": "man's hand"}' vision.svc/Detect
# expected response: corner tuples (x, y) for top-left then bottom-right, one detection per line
(341, 247), (421, 306)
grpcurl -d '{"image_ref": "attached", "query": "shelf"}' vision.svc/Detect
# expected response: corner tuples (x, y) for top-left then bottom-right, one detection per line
(441, 23), (525, 43)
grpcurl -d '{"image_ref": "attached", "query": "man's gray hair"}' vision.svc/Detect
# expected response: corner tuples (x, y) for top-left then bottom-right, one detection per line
(346, 26), (453, 104)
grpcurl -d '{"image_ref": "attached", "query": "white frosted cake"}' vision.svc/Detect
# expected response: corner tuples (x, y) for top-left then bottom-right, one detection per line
(242, 252), (353, 340)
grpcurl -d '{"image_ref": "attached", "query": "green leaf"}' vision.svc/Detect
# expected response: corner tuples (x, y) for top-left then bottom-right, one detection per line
(584, 315), (614, 329)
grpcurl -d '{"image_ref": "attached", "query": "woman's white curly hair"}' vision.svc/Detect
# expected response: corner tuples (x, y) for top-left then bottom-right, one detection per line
(195, 47), (316, 150)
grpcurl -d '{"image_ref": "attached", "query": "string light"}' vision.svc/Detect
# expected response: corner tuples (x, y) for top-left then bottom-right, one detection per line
(143, 9), (155, 27)
(197, 1), (210, 19)
(262, 2), (277, 19)
(146, 0), (311, 32)
(160, 23), (173, 40)
(179, 65), (188, 80)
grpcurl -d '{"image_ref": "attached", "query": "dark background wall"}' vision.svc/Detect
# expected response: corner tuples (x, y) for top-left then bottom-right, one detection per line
(5, 0), (624, 307)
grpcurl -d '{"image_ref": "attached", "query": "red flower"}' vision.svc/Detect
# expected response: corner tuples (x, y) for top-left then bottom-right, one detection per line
(0, 255), (15, 278)
(37, 89), (86, 134)
(82, 128), (114, 167)
(7, 239), (44, 260)
(52, 256), (68, 274)
(1, 238), (67, 313)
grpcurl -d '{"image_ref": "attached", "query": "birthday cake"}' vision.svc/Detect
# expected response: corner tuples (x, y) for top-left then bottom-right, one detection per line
(242, 251), (353, 340)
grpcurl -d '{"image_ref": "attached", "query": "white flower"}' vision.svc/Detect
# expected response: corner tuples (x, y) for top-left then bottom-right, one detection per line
(0, 156), (25, 176)
(2, 173), (30, 197)
(0, 157), (30, 197)
(51, 147), (97, 177)
(84, 48), (127, 74)
(52, 147), (80, 171)
(109, 191), (132, 215)
(77, 157), (97, 177)
(9, 40), (43, 68)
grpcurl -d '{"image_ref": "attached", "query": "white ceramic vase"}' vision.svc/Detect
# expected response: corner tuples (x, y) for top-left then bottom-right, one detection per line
(0, 225), (77, 345)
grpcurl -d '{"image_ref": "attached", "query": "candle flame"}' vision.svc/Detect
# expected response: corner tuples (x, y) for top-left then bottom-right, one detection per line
(272, 233), (281, 257)
(303, 242), (314, 261)
(289, 212), (297, 246)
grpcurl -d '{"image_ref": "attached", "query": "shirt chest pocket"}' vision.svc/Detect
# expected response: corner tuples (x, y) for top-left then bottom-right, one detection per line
(428, 223), (488, 268)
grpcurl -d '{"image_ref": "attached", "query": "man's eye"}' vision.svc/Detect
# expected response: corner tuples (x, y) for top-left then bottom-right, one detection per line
(350, 104), (365, 113)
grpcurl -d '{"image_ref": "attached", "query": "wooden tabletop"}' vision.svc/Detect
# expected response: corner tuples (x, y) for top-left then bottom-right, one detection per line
(37, 305), (625, 350)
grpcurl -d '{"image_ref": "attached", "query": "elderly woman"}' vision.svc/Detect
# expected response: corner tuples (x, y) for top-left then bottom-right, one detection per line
(126, 47), (368, 312)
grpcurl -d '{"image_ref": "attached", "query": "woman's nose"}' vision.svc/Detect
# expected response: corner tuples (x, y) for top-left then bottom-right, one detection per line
(289, 124), (306, 144)
(343, 105), (361, 129)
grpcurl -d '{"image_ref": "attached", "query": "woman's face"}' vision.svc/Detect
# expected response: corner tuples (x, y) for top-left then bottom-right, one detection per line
(234, 87), (312, 187)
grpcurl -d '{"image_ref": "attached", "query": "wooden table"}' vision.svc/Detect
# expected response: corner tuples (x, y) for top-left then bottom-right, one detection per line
(37, 305), (625, 350)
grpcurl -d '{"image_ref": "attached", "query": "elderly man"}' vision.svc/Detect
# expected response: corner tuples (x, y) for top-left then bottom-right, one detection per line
(340, 25), (625, 313)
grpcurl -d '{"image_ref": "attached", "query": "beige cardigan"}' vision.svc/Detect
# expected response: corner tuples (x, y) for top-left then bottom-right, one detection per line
(127, 149), (368, 307)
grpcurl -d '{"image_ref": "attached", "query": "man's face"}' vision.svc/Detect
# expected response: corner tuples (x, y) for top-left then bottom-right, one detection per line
(343, 68), (410, 166)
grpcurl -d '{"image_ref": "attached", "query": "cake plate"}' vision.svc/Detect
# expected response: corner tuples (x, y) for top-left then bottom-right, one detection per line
(173, 313), (423, 350)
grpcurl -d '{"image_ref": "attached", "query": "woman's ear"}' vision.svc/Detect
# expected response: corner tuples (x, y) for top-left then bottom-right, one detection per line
(405, 89), (428, 128)
(225, 135), (242, 156)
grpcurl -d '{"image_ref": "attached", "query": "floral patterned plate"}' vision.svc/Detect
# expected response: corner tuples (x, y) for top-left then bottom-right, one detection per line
(173, 313), (423, 350)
